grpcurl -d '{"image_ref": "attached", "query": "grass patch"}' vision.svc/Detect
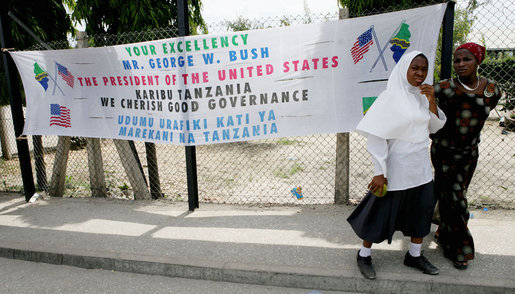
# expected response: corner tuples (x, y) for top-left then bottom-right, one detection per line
(274, 163), (304, 179)
(274, 170), (289, 179)
(290, 163), (303, 175)
(276, 139), (299, 145)
(118, 182), (129, 191)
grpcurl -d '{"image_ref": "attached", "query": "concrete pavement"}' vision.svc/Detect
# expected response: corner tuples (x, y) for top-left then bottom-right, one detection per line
(1, 258), (355, 293)
(0, 192), (513, 293)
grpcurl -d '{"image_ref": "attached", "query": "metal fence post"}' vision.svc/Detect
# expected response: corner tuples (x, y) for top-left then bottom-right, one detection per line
(334, 7), (350, 205)
(146, 142), (164, 199)
(178, 0), (199, 211)
(0, 10), (35, 201)
(7, 11), (54, 193)
(440, 1), (455, 80)
(33, 135), (47, 191)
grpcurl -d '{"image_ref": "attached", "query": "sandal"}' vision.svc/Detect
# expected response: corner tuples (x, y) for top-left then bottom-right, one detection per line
(453, 261), (468, 270)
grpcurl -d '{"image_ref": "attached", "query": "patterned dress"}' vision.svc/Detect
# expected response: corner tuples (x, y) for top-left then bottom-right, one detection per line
(430, 78), (501, 262)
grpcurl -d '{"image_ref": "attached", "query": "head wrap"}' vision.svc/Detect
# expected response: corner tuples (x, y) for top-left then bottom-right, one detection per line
(355, 51), (431, 143)
(456, 42), (486, 64)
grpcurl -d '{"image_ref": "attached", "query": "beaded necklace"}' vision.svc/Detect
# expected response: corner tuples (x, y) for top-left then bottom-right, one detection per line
(457, 76), (480, 91)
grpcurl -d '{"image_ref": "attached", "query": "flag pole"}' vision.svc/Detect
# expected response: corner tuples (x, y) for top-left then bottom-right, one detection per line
(369, 21), (403, 72)
(370, 25), (388, 71)
(50, 61), (65, 95)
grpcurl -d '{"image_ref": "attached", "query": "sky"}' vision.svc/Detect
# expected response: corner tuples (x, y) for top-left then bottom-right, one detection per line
(200, 0), (514, 26)
(199, 0), (514, 48)
(69, 0), (513, 48)
(201, 0), (340, 24)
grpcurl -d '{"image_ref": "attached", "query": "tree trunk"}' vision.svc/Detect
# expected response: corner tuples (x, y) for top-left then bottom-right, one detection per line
(87, 138), (107, 197)
(49, 136), (71, 197)
(113, 139), (150, 200)
(334, 7), (351, 204)
(0, 105), (15, 159)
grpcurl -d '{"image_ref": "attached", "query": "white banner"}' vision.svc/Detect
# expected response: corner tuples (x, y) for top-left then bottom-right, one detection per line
(10, 4), (446, 146)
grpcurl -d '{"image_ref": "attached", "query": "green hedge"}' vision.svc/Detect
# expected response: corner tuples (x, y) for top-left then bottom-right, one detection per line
(479, 54), (514, 109)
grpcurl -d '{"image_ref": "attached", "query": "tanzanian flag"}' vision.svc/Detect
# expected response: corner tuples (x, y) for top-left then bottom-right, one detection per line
(362, 96), (378, 114)
(34, 62), (49, 91)
(390, 23), (411, 63)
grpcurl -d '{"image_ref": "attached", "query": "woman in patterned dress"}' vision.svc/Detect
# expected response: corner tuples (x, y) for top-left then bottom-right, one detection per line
(431, 43), (502, 270)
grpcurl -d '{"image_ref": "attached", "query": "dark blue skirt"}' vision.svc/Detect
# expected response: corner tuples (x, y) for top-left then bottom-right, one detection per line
(347, 181), (436, 244)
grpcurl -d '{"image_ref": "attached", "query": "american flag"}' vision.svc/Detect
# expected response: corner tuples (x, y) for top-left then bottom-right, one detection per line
(56, 62), (74, 88)
(50, 104), (71, 128)
(351, 28), (374, 64)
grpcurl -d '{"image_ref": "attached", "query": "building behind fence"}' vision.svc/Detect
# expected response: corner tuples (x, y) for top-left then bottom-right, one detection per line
(1, 1), (513, 208)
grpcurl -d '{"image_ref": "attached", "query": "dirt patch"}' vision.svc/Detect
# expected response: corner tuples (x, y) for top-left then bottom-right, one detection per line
(1, 116), (513, 208)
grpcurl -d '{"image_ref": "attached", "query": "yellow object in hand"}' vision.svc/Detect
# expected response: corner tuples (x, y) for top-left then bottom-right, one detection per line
(373, 184), (387, 197)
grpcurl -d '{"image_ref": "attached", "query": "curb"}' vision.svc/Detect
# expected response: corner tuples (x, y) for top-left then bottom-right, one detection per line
(0, 241), (512, 293)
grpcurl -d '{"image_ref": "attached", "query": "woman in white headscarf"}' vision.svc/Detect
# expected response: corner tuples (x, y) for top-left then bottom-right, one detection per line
(347, 51), (446, 280)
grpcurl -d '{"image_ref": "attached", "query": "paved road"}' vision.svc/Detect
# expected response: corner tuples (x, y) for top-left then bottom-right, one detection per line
(0, 257), (354, 294)
(1, 193), (513, 293)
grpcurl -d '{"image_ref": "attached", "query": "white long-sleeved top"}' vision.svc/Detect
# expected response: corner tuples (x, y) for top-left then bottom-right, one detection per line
(367, 109), (446, 191)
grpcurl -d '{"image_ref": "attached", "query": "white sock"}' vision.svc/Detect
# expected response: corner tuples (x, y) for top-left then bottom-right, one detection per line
(409, 242), (422, 257)
(359, 246), (372, 257)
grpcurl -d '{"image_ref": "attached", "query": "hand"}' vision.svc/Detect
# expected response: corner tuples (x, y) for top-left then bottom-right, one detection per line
(419, 84), (436, 103)
(419, 83), (439, 116)
(368, 175), (387, 195)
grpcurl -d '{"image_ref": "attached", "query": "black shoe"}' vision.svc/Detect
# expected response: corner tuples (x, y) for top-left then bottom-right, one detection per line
(357, 251), (376, 279)
(453, 261), (468, 270)
(404, 251), (439, 275)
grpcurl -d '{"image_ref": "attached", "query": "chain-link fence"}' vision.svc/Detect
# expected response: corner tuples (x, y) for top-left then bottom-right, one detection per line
(456, 0), (514, 208)
(1, 1), (513, 208)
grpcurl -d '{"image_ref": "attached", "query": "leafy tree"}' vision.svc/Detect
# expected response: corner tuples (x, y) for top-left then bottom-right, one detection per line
(72, 0), (207, 36)
(1, 0), (74, 105)
(225, 4), (316, 32)
(1, 1), (73, 163)
(6, 0), (74, 50)
(434, 5), (476, 81)
(481, 55), (515, 109)
(225, 17), (254, 32)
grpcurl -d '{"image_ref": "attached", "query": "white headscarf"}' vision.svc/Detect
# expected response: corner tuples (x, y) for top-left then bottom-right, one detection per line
(355, 50), (431, 143)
